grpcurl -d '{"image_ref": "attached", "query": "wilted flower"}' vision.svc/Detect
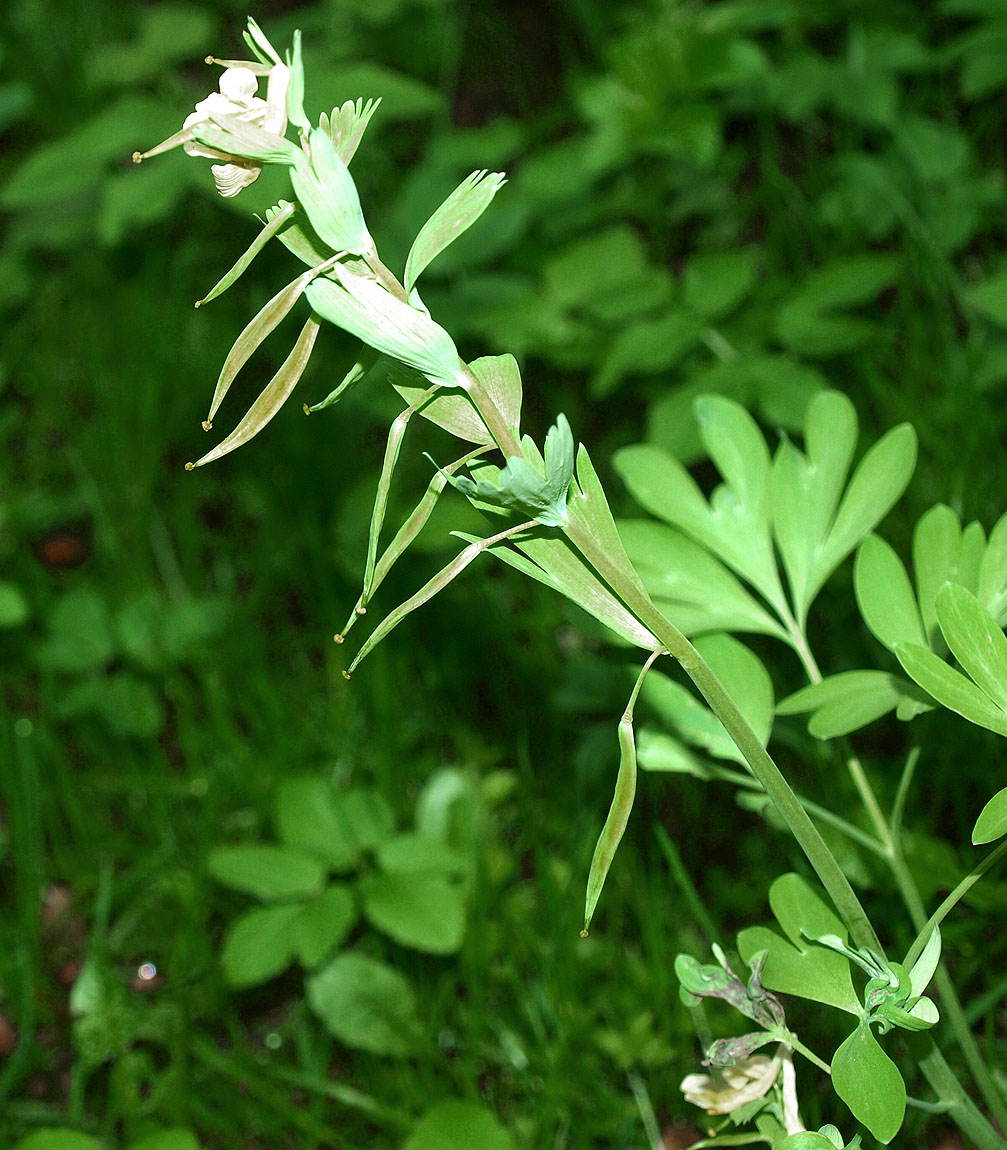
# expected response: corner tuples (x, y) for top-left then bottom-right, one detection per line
(681, 1051), (782, 1115)
(132, 20), (292, 197)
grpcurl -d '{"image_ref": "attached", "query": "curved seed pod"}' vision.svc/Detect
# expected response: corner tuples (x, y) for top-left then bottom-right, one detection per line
(188, 316), (320, 469)
(343, 520), (539, 677)
(203, 256), (336, 429)
(583, 648), (665, 935)
(196, 200), (297, 308)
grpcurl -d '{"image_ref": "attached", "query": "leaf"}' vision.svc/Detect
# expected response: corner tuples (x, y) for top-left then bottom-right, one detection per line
(936, 583), (1007, 711)
(220, 904), (301, 988)
(14, 1133), (104, 1150)
(290, 884), (357, 968)
(831, 1024), (905, 1144)
(274, 777), (361, 870)
(320, 97), (381, 165)
(128, 1130), (202, 1150)
(359, 871), (466, 953)
(35, 589), (113, 673)
(618, 520), (788, 640)
(682, 248), (760, 320)
(973, 787), (1007, 845)
(375, 832), (467, 875)
(770, 391), (858, 618)
(0, 582), (28, 627)
(404, 1101), (514, 1150)
(896, 642), (1007, 737)
(736, 873), (859, 1013)
(207, 845), (327, 901)
(854, 535), (926, 651)
(914, 505), (977, 647)
(908, 926), (941, 998)
(405, 170), (507, 294)
(288, 128), (370, 254)
(777, 671), (909, 739)
(307, 950), (421, 1055)
(969, 269), (1007, 327)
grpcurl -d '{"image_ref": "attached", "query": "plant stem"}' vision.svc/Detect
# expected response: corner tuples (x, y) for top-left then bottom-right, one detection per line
(844, 746), (1007, 1133)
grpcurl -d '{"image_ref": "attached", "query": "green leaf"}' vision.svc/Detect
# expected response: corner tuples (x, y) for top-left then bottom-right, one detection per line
(288, 128), (371, 254)
(307, 950), (421, 1055)
(375, 832), (467, 875)
(818, 423), (917, 574)
(682, 248), (760, 321)
(736, 874), (859, 1013)
(973, 787), (1007, 845)
(896, 642), (1007, 736)
(14, 1133), (104, 1150)
(914, 506), (980, 647)
(777, 671), (909, 739)
(86, 4), (215, 87)
(936, 584), (1007, 711)
(405, 170), (507, 294)
(320, 97), (381, 166)
(618, 520), (788, 640)
(832, 1024), (905, 1143)
(907, 927), (941, 998)
(404, 1101), (514, 1150)
(444, 414), (574, 526)
(978, 510), (1007, 623)
(290, 884), (357, 968)
(776, 254), (900, 357)
(969, 270), (1007, 327)
(207, 845), (327, 901)
(770, 391), (857, 618)
(128, 1130), (202, 1150)
(644, 634), (772, 762)
(337, 788), (395, 851)
(274, 777), (360, 870)
(220, 904), (301, 987)
(854, 535), (926, 652)
(359, 871), (466, 953)
(35, 589), (113, 672)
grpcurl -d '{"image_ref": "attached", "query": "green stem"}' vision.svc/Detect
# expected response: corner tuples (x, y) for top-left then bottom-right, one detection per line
(562, 515), (882, 952)
(844, 746), (1007, 1133)
(916, 1040), (1005, 1150)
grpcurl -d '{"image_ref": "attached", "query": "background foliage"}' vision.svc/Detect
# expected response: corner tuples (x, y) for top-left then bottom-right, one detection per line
(3, 0), (1007, 1146)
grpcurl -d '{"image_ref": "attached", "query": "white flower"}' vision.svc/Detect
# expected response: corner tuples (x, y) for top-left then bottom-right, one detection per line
(680, 1052), (782, 1116)
(133, 56), (290, 198)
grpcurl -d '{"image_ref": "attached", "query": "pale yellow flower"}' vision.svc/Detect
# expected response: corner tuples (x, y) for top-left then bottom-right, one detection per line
(133, 58), (290, 197)
(680, 1052), (782, 1116)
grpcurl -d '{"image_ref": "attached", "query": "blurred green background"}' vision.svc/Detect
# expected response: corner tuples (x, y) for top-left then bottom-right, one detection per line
(3, 0), (1007, 1146)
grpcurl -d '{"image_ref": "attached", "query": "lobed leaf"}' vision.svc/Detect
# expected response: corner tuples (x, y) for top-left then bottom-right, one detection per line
(936, 583), (1007, 711)
(321, 97), (381, 165)
(895, 641), (1007, 736)
(777, 670), (910, 739)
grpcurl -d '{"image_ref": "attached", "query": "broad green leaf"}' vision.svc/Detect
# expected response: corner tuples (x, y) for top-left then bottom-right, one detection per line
(404, 1101), (513, 1150)
(338, 788), (395, 851)
(895, 642), (1007, 736)
(973, 787), (1007, 845)
(832, 1024), (905, 1143)
(777, 670), (907, 739)
(35, 589), (113, 673)
(979, 511), (1007, 624)
(220, 903), (301, 987)
(771, 391), (857, 618)
(405, 170), (507, 294)
(914, 505), (969, 647)
(0, 582), (28, 627)
(737, 874), (858, 1013)
(359, 871), (465, 953)
(818, 423), (916, 572)
(636, 729), (713, 778)
(375, 832), (467, 875)
(274, 777), (360, 870)
(618, 520), (788, 640)
(290, 884), (357, 968)
(14, 1133), (104, 1150)
(590, 310), (703, 398)
(469, 353), (522, 442)
(936, 583), (1007, 710)
(775, 1135), (836, 1150)
(307, 951), (421, 1055)
(207, 845), (327, 900)
(643, 634), (772, 763)
(682, 248), (759, 321)
(129, 1130), (201, 1150)
(854, 535), (926, 651)
(695, 395), (786, 610)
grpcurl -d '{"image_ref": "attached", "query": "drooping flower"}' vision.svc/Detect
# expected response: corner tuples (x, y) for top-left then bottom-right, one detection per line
(680, 1051), (782, 1115)
(132, 20), (294, 197)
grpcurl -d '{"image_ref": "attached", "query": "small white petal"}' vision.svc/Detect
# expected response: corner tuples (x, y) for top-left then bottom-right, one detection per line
(211, 161), (262, 197)
(218, 67), (261, 105)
